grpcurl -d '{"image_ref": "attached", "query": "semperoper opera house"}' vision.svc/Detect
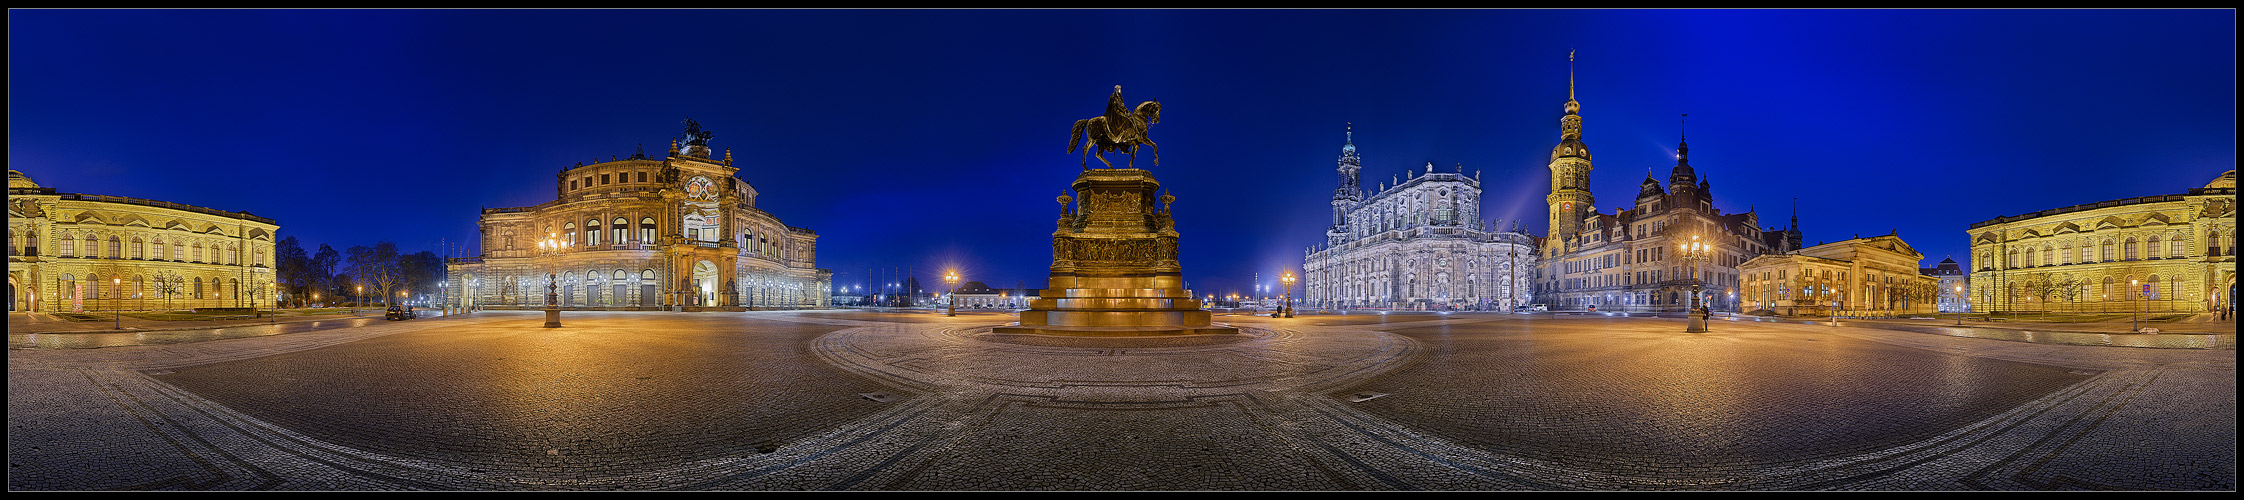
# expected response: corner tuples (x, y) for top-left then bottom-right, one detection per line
(1303, 127), (1537, 311)
(8, 169), (279, 313)
(445, 120), (831, 311)
(1965, 170), (2236, 315)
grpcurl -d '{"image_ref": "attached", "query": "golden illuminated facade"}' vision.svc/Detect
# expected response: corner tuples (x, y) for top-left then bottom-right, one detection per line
(1739, 234), (1942, 316)
(7, 170), (279, 313)
(1967, 170), (2236, 314)
(445, 121), (831, 311)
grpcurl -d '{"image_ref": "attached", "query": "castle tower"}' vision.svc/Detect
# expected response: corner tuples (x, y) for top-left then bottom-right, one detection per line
(1667, 114), (1700, 208)
(1546, 51), (1595, 249)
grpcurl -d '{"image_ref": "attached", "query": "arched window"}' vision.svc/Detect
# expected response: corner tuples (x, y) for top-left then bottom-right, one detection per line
(2022, 247), (2035, 267)
(585, 219), (600, 246)
(153, 237), (166, 260)
(2040, 245), (2053, 266)
(564, 223), (578, 245)
(2170, 235), (2186, 258)
(131, 237), (144, 259)
(640, 218), (655, 243)
(611, 218), (627, 245)
(2060, 244), (2073, 264)
(2209, 230), (2223, 257)
(85, 234), (99, 258)
(2147, 275), (2162, 300)
(2006, 249), (2019, 269)
(227, 243), (238, 265)
(59, 233), (74, 257)
(192, 242), (203, 263)
(174, 240), (185, 261)
(193, 277), (204, 299)
(641, 269), (656, 281)
(2099, 239), (2114, 262)
(613, 269), (626, 280)
(2147, 236), (2162, 259)
(2123, 237), (2138, 260)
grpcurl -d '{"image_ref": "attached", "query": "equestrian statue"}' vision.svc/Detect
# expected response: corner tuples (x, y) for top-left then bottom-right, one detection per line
(1069, 85), (1162, 170)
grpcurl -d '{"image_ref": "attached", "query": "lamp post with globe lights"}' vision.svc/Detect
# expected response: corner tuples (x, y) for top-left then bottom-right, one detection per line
(1280, 271), (1297, 318)
(1679, 234), (1713, 332)
(538, 234), (572, 328)
(943, 270), (960, 317)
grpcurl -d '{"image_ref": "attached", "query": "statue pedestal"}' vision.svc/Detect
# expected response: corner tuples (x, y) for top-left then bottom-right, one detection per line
(993, 169), (1237, 336)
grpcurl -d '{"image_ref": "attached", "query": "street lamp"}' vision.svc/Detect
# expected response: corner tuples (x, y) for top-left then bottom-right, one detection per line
(1280, 270), (1297, 318)
(1955, 285), (1966, 325)
(355, 285), (363, 315)
(2130, 277), (2140, 332)
(943, 270), (959, 317)
(538, 234), (572, 328)
(113, 277), (122, 330)
(1679, 234), (1712, 332)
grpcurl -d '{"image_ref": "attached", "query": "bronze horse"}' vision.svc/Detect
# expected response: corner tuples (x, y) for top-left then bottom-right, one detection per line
(1069, 99), (1161, 170)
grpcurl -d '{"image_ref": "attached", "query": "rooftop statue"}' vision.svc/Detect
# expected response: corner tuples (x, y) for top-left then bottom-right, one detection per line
(1068, 85), (1162, 170)
(680, 117), (714, 148)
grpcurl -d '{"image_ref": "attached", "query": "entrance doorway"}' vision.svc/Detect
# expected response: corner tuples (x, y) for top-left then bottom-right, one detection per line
(693, 260), (719, 307)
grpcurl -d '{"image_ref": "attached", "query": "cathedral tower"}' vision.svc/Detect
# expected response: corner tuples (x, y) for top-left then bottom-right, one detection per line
(1328, 124), (1365, 246)
(1546, 51), (1594, 249)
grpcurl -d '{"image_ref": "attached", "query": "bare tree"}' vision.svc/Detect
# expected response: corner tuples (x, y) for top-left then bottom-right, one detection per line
(346, 242), (404, 307)
(2046, 274), (2084, 313)
(151, 270), (185, 312)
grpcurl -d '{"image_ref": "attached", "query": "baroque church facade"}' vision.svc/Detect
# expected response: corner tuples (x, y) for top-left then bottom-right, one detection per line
(1302, 127), (1538, 311)
(1535, 57), (1802, 313)
(445, 120), (831, 311)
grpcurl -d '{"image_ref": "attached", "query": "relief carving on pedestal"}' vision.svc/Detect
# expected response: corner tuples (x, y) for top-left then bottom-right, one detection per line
(1053, 237), (1179, 266)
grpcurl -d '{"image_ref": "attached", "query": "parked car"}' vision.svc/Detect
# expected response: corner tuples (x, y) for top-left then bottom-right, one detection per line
(385, 305), (416, 321)
(1586, 304), (1598, 312)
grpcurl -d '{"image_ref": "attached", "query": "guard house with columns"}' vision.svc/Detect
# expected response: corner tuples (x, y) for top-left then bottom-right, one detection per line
(446, 119), (831, 312)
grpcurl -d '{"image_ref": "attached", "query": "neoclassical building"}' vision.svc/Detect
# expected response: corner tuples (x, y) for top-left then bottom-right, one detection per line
(1535, 56), (1801, 312)
(446, 120), (831, 311)
(1966, 170), (2236, 314)
(7, 170), (279, 313)
(1739, 233), (1942, 316)
(1302, 127), (1538, 311)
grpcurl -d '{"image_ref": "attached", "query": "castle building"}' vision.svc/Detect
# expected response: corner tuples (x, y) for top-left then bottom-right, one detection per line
(1922, 257), (1971, 313)
(7, 169), (279, 313)
(445, 120), (831, 311)
(1534, 54), (1801, 312)
(1965, 170), (2236, 314)
(1302, 126), (1538, 311)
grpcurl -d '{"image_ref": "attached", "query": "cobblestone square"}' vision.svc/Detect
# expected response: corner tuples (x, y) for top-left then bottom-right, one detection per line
(7, 310), (2234, 490)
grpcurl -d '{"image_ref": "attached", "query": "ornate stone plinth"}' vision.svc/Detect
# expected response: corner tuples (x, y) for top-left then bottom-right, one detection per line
(994, 169), (1237, 336)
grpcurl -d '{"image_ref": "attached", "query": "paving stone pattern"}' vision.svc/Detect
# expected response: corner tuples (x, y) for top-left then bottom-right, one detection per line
(5, 310), (2233, 491)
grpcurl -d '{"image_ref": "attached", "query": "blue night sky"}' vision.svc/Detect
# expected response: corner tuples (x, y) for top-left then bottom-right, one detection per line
(9, 9), (2235, 298)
